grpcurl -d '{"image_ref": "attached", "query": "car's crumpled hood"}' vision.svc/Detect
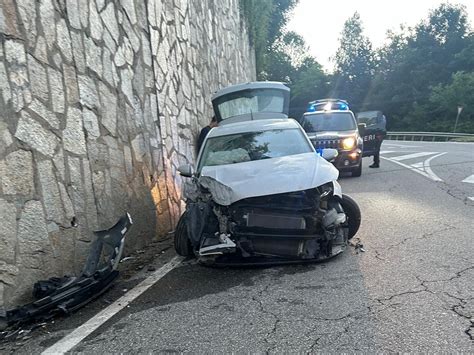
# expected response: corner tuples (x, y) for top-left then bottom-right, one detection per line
(199, 152), (339, 206)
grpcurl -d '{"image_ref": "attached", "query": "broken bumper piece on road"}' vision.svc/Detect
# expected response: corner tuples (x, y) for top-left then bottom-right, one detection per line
(0, 213), (133, 332)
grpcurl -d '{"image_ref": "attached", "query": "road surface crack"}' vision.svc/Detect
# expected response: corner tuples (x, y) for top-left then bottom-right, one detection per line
(250, 284), (281, 354)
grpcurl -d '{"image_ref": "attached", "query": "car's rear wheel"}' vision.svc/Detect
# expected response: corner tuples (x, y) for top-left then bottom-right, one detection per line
(174, 213), (193, 257)
(341, 194), (361, 239)
(351, 160), (362, 177)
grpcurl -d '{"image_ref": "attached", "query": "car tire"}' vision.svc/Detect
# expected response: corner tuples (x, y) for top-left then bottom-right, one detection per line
(351, 160), (362, 177)
(341, 194), (361, 239)
(174, 213), (193, 257)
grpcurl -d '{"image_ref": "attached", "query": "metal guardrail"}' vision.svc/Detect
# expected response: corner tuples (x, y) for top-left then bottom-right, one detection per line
(386, 131), (474, 142)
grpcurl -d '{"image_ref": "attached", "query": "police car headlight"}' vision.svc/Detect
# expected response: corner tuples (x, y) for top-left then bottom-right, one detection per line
(342, 137), (356, 150)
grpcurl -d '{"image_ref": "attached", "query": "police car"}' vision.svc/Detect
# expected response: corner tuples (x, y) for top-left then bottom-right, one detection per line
(300, 99), (363, 177)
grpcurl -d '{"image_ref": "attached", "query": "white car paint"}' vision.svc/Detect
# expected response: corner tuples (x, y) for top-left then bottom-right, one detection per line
(194, 118), (341, 205)
(200, 152), (339, 205)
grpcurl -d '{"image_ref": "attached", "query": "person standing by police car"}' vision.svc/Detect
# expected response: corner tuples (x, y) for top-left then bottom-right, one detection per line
(196, 116), (218, 154)
(369, 114), (386, 168)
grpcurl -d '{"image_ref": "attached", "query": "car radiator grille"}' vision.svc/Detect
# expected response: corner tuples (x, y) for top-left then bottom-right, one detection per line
(312, 139), (341, 149)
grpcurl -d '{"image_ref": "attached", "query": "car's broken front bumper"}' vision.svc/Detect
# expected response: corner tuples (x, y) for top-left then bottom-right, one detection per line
(194, 190), (348, 265)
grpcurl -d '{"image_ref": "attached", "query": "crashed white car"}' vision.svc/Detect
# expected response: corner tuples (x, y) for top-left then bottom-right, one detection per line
(175, 82), (361, 265)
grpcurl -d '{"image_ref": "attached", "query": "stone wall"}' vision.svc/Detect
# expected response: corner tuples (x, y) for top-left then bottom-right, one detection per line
(0, 0), (255, 308)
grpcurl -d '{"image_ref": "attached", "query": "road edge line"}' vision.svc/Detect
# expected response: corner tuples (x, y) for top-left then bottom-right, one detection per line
(41, 256), (184, 355)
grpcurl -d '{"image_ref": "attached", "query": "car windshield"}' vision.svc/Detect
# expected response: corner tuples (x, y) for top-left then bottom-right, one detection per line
(198, 128), (313, 170)
(303, 112), (356, 132)
(216, 89), (286, 120)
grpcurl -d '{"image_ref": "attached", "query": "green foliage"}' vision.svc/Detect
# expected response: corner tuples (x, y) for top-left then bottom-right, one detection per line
(243, 1), (473, 132)
(428, 71), (474, 132)
(239, 0), (298, 78)
(331, 12), (376, 112)
(351, 3), (473, 132)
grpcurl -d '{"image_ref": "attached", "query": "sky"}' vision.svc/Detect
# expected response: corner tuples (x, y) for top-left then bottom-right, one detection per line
(286, 0), (474, 72)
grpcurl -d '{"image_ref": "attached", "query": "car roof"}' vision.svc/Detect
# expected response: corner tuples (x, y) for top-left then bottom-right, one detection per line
(211, 81), (289, 101)
(207, 119), (300, 138)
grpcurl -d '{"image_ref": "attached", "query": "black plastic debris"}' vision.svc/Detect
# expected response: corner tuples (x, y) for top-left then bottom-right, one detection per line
(0, 213), (133, 332)
(349, 238), (366, 253)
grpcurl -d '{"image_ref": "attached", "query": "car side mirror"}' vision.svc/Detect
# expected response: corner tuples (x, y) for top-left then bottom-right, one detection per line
(178, 164), (193, 177)
(321, 148), (338, 162)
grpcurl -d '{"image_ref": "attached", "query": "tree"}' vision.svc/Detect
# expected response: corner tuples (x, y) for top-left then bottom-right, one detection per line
(289, 58), (329, 119)
(239, 0), (299, 79)
(331, 12), (376, 111)
(365, 3), (472, 131)
(428, 71), (474, 132)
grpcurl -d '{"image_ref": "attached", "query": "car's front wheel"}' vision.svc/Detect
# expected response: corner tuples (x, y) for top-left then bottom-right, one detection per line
(341, 194), (361, 239)
(174, 213), (194, 257)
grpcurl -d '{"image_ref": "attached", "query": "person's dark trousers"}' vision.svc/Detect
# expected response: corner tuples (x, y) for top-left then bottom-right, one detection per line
(373, 150), (380, 165)
(370, 140), (382, 168)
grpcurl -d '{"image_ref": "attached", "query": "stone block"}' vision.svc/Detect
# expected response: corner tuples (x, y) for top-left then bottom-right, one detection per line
(37, 160), (64, 224)
(56, 18), (73, 63)
(29, 98), (60, 129)
(131, 134), (146, 163)
(47, 67), (65, 113)
(120, 0), (137, 24)
(98, 82), (117, 135)
(17, 0), (37, 45)
(0, 0), (20, 37)
(70, 31), (86, 73)
(59, 182), (75, 221)
(78, 75), (99, 109)
(0, 61), (12, 104)
(84, 35), (103, 77)
(63, 64), (80, 104)
(101, 2), (120, 43)
(34, 36), (48, 64)
(53, 147), (66, 181)
(120, 67), (134, 104)
(0, 122), (13, 156)
(17, 200), (51, 269)
(39, 0), (56, 49)
(63, 107), (87, 155)
(102, 49), (116, 86)
(0, 199), (17, 263)
(0, 150), (34, 196)
(0, 261), (19, 286)
(82, 108), (100, 139)
(66, 0), (81, 29)
(5, 40), (31, 112)
(89, 1), (103, 41)
(15, 111), (58, 157)
(78, 0), (89, 28)
(82, 159), (98, 231)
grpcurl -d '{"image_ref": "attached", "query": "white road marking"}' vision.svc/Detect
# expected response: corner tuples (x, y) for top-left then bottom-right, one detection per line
(468, 197), (474, 201)
(416, 153), (447, 182)
(41, 256), (184, 355)
(390, 152), (438, 161)
(383, 143), (421, 148)
(381, 152), (447, 182)
(379, 150), (395, 154)
(462, 174), (474, 184)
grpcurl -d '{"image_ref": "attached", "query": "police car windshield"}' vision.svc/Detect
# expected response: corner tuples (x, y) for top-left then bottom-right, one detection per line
(198, 129), (313, 171)
(303, 112), (356, 132)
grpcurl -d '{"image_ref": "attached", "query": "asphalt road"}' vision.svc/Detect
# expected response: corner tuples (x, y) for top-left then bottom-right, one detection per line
(4, 140), (474, 353)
